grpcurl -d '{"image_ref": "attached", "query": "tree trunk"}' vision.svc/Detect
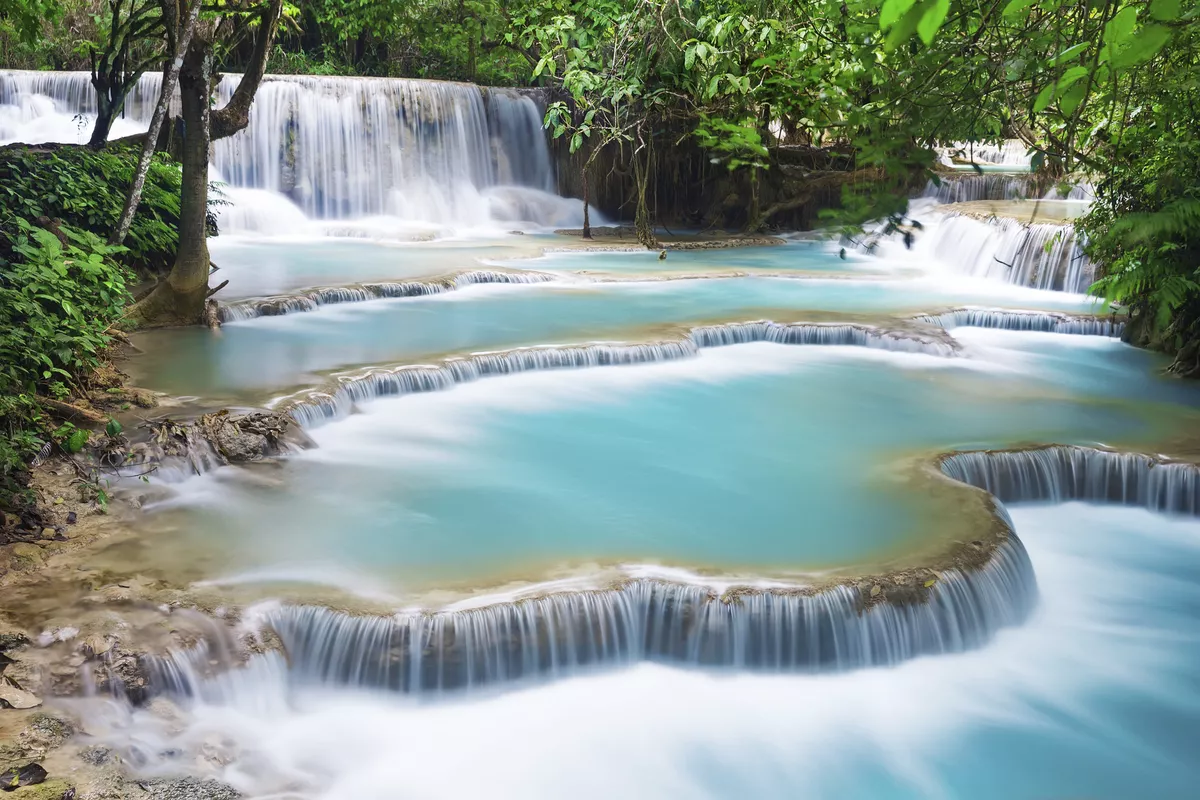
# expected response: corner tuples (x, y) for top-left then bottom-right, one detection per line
(110, 0), (203, 248)
(210, 0), (283, 142)
(745, 168), (762, 232)
(125, 0), (283, 328)
(89, 84), (121, 148)
(581, 163), (592, 240)
(125, 37), (211, 327)
(632, 141), (656, 248)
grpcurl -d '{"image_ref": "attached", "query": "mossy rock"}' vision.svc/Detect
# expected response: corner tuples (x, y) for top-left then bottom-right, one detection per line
(8, 779), (73, 799)
(6, 543), (45, 571)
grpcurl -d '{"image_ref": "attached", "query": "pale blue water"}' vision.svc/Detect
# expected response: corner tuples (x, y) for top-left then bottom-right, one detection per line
(155, 338), (1193, 590)
(496, 241), (892, 276)
(134, 272), (1111, 399)
(210, 236), (537, 299)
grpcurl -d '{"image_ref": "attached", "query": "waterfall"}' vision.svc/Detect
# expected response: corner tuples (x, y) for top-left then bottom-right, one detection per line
(940, 446), (1200, 515)
(921, 175), (1033, 203)
(284, 322), (960, 428)
(145, 533), (1035, 696)
(938, 140), (1031, 167)
(0, 69), (583, 230)
(915, 213), (1094, 293)
(914, 308), (1122, 336)
(219, 270), (561, 321)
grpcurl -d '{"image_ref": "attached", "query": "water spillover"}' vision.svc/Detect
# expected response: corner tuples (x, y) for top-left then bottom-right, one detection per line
(4, 72), (1200, 799)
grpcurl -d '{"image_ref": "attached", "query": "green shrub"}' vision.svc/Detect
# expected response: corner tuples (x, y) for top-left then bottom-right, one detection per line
(0, 218), (131, 503)
(0, 143), (182, 278)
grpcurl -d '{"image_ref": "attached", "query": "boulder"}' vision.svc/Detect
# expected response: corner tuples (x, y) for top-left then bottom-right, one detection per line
(0, 682), (41, 709)
(0, 762), (47, 790)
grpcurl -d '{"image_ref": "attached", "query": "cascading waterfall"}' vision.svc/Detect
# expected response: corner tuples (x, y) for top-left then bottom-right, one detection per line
(941, 446), (1200, 514)
(136, 442), (1200, 702)
(284, 322), (960, 428)
(219, 269), (561, 321)
(921, 175), (1033, 203)
(146, 532), (1036, 696)
(916, 213), (1093, 293)
(0, 69), (585, 230)
(914, 308), (1123, 336)
(938, 140), (1031, 167)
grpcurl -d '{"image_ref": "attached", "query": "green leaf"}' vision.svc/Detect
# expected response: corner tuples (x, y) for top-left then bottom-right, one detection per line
(105, 418), (122, 437)
(918, 0), (950, 45)
(1033, 83), (1055, 112)
(1059, 81), (1087, 116)
(880, 0), (917, 29)
(1149, 0), (1181, 22)
(1048, 42), (1088, 67)
(1002, 0), (1037, 19)
(1110, 25), (1172, 68)
(66, 428), (88, 453)
(1103, 6), (1138, 51)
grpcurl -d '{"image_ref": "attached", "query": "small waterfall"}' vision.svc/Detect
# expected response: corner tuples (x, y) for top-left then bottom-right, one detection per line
(940, 446), (1200, 515)
(0, 69), (582, 229)
(921, 175), (1033, 203)
(219, 270), (560, 321)
(918, 213), (1093, 293)
(147, 535), (1035, 696)
(915, 308), (1122, 336)
(285, 322), (960, 428)
(939, 140), (1031, 167)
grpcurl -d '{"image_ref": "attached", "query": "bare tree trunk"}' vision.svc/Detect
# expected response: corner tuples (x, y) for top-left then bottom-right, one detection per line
(581, 163), (592, 240)
(632, 138), (657, 248)
(110, 0), (203, 248)
(125, 37), (211, 326)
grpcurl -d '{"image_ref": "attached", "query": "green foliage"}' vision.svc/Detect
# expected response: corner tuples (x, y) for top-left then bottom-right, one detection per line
(0, 215), (131, 503)
(0, 218), (131, 389)
(0, 144), (182, 277)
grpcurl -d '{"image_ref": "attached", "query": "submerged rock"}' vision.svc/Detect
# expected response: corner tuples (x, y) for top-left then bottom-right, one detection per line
(131, 778), (240, 800)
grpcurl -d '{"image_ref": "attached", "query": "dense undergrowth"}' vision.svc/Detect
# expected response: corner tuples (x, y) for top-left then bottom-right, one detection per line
(0, 144), (182, 516)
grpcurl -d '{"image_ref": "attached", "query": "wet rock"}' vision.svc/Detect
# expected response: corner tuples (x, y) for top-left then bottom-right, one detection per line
(208, 422), (268, 463)
(79, 746), (112, 766)
(0, 634), (27, 653)
(133, 778), (240, 800)
(0, 682), (42, 709)
(20, 714), (74, 753)
(80, 635), (111, 659)
(0, 762), (47, 790)
(6, 544), (45, 571)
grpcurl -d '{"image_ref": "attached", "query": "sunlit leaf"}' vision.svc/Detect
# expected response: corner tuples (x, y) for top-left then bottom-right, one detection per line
(917, 0), (950, 45)
(880, 0), (918, 29)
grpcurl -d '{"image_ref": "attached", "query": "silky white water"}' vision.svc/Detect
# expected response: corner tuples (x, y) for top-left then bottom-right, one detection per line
(0, 70), (589, 234)
(75, 505), (1200, 799)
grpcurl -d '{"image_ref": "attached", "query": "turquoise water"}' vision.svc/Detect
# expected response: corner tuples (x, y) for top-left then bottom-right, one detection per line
(210, 236), (541, 299)
(496, 242), (895, 276)
(133, 271), (1111, 400)
(147, 337), (1190, 592)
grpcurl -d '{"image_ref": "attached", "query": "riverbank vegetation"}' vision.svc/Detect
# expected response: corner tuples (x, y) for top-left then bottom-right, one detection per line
(0, 0), (1197, 514)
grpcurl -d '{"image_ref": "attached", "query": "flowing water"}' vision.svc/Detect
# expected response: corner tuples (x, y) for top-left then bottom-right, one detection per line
(5, 70), (1200, 798)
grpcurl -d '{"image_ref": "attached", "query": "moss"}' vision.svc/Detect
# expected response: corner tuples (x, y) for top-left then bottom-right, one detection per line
(8, 779), (73, 799)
